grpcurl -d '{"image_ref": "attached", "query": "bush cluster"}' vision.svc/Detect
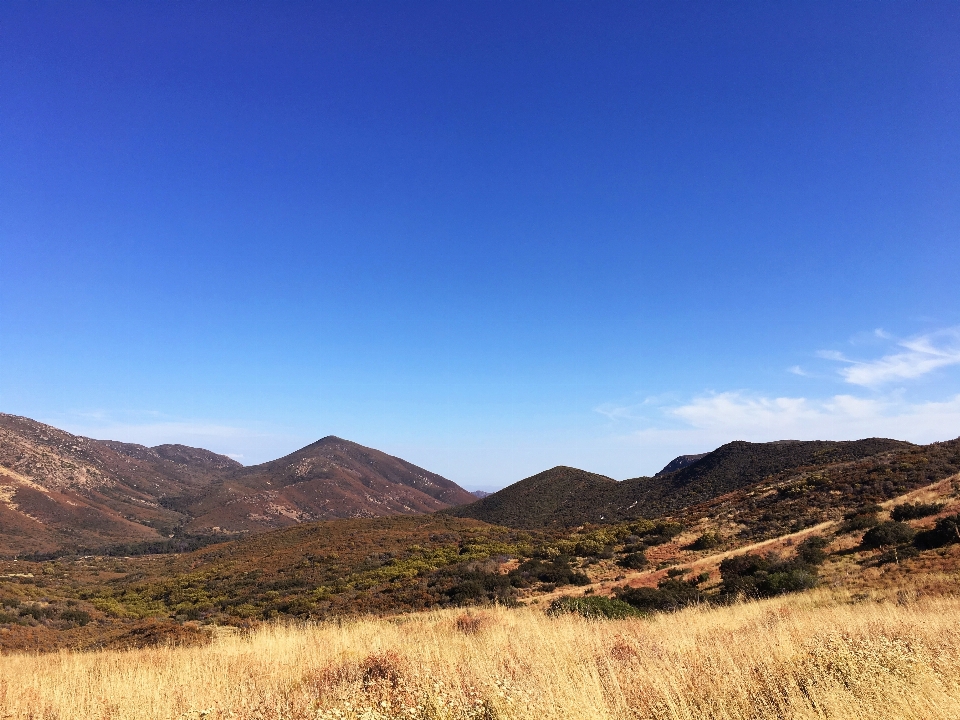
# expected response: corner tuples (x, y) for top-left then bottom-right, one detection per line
(839, 505), (882, 534)
(0, 599), (92, 628)
(718, 537), (828, 600)
(860, 521), (916, 550)
(890, 502), (945, 522)
(687, 532), (721, 551)
(616, 551), (648, 570)
(437, 555), (590, 606)
(615, 573), (707, 612)
(914, 514), (960, 550)
(547, 595), (642, 619)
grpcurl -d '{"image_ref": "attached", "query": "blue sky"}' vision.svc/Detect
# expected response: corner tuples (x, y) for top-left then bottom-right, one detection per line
(2, 2), (960, 490)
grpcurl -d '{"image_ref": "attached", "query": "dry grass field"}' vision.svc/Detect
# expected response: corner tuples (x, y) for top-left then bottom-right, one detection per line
(2, 587), (959, 720)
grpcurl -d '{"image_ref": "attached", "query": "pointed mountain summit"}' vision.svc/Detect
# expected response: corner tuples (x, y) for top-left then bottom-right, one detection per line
(447, 466), (619, 528)
(182, 436), (476, 531)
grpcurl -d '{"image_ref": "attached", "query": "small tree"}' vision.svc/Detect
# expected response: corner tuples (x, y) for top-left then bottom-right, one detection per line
(860, 521), (916, 550)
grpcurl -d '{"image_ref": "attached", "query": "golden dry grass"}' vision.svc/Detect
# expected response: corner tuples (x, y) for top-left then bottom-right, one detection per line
(2, 590), (959, 720)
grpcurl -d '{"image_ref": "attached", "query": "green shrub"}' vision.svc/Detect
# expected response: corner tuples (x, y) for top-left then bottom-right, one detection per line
(891, 502), (945, 522)
(616, 576), (705, 612)
(718, 553), (819, 599)
(511, 557), (590, 587)
(639, 522), (684, 547)
(914, 514), (960, 549)
(839, 511), (880, 533)
(616, 551), (648, 570)
(687, 532), (721, 551)
(860, 521), (916, 550)
(547, 595), (643, 620)
(18, 604), (57, 620)
(796, 536), (829, 565)
(60, 608), (92, 626)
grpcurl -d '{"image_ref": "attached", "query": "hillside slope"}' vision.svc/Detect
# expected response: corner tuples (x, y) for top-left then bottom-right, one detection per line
(449, 438), (914, 528)
(0, 414), (475, 554)
(181, 436), (477, 532)
(443, 466), (619, 528)
(0, 414), (240, 555)
(2, 440), (957, 650)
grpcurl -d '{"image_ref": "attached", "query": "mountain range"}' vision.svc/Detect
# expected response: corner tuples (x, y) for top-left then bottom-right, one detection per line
(446, 438), (914, 528)
(4, 411), (958, 558)
(0, 413), (475, 556)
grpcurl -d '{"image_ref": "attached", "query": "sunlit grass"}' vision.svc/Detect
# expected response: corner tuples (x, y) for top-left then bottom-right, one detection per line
(2, 587), (960, 719)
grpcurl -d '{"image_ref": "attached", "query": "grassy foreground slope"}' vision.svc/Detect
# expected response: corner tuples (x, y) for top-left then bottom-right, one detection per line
(2, 591), (960, 719)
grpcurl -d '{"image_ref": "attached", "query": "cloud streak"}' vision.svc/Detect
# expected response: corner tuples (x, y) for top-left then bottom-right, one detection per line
(603, 390), (960, 476)
(637, 390), (960, 446)
(821, 328), (960, 387)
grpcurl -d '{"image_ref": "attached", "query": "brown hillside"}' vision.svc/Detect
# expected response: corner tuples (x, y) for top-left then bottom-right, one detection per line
(0, 414), (238, 555)
(449, 438), (916, 528)
(182, 436), (477, 532)
(0, 414), (476, 554)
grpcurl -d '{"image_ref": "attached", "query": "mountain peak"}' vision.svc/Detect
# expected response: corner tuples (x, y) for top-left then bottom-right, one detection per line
(0, 414), (476, 555)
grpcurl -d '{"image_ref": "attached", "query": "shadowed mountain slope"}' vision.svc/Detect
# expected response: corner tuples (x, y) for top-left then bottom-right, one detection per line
(448, 438), (915, 529)
(443, 466), (619, 529)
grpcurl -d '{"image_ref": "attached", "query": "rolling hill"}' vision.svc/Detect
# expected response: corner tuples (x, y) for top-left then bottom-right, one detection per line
(447, 438), (915, 528)
(1, 436), (957, 651)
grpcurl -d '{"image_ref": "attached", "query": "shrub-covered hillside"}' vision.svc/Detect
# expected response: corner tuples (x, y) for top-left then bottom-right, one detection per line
(449, 438), (916, 528)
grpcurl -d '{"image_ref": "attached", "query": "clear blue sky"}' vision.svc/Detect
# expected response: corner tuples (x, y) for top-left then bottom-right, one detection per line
(3, 2), (960, 490)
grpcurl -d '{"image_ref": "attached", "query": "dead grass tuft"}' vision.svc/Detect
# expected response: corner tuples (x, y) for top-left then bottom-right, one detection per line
(455, 611), (492, 635)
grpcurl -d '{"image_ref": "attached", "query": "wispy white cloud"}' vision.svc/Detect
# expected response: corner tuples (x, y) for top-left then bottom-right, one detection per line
(816, 350), (849, 362)
(594, 402), (642, 421)
(788, 365), (809, 376)
(820, 328), (960, 387)
(637, 390), (960, 445)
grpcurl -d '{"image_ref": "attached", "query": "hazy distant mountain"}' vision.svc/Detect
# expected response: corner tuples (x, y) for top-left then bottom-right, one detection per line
(0, 414), (474, 555)
(471, 490), (491, 499)
(448, 438), (914, 529)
